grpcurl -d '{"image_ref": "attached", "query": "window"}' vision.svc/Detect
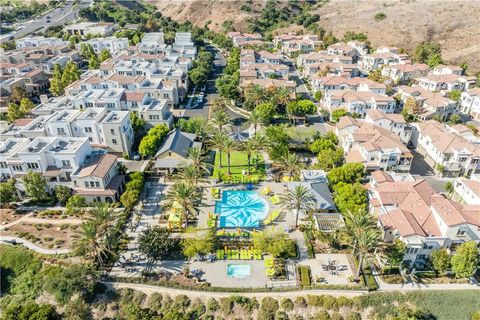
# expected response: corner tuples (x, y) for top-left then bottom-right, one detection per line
(149, 115), (160, 120)
(112, 139), (117, 144)
(84, 182), (89, 188)
(95, 181), (100, 187)
(472, 159), (479, 164)
(12, 165), (22, 171)
(110, 129), (115, 135)
(62, 160), (71, 168)
(0, 162), (7, 168)
(57, 127), (66, 135)
(85, 127), (92, 133)
(107, 102), (115, 109)
(458, 157), (467, 162)
(90, 181), (95, 187)
(27, 162), (39, 169)
(163, 93), (169, 99)
(457, 230), (466, 236)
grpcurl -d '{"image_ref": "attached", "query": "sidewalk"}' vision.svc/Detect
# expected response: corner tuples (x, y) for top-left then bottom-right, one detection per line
(1, 236), (71, 255)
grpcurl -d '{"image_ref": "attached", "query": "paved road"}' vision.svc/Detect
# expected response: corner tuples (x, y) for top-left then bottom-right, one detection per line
(0, 0), (93, 42)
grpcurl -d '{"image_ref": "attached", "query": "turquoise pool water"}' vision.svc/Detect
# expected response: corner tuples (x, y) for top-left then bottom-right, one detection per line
(215, 190), (268, 228)
(227, 264), (251, 278)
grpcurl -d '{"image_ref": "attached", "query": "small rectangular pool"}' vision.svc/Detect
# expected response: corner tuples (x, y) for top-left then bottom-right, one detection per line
(227, 264), (251, 278)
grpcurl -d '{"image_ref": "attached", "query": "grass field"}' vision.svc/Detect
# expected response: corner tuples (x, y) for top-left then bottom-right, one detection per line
(212, 151), (265, 181)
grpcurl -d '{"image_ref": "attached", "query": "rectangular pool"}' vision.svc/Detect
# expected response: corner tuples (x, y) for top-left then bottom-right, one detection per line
(227, 264), (251, 278)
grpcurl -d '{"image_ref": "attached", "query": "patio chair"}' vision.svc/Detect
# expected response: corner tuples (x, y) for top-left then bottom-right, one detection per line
(270, 195), (281, 205)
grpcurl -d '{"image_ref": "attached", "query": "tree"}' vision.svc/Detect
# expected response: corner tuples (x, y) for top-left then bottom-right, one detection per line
(412, 42), (442, 64)
(242, 138), (257, 175)
(182, 147), (210, 176)
(280, 185), (316, 227)
(61, 61), (80, 87)
(210, 131), (226, 169)
(165, 181), (201, 223)
(383, 239), (406, 268)
(210, 109), (230, 133)
(74, 221), (111, 268)
(331, 109), (347, 122)
(368, 69), (385, 83)
(431, 248), (450, 275)
(1, 301), (60, 320)
(138, 226), (176, 263)
(374, 12), (386, 21)
(265, 125), (291, 161)
(314, 91), (323, 102)
(99, 49), (111, 62)
(0, 40), (16, 51)
(11, 86), (27, 103)
(80, 43), (96, 60)
(404, 96), (421, 116)
(451, 241), (479, 278)
(272, 86), (293, 108)
(341, 210), (380, 277)
(66, 195), (87, 216)
(248, 109), (263, 134)
(444, 181), (454, 194)
(88, 56), (100, 69)
(244, 84), (266, 108)
(49, 64), (64, 96)
(253, 229), (293, 258)
(22, 171), (49, 201)
(7, 103), (24, 123)
(120, 189), (140, 210)
(327, 163), (365, 186)
(275, 153), (302, 181)
(332, 182), (368, 213)
(138, 124), (169, 157)
(427, 53), (443, 67)
(286, 99), (316, 117)
(0, 179), (19, 204)
(19, 98), (35, 114)
(255, 102), (277, 125)
(471, 310), (480, 320)
(55, 185), (71, 205)
(316, 148), (344, 171)
(222, 138), (237, 175)
(181, 230), (216, 259)
(63, 297), (92, 320)
(459, 61), (468, 74)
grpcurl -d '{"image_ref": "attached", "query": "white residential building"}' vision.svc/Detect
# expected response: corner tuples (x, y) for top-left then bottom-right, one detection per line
(460, 88), (480, 120)
(16, 37), (68, 48)
(453, 175), (480, 205)
(312, 75), (386, 95)
(80, 37), (129, 54)
(64, 22), (115, 37)
(274, 34), (322, 54)
(365, 109), (412, 144)
(381, 63), (429, 84)
(324, 90), (396, 117)
(360, 52), (408, 71)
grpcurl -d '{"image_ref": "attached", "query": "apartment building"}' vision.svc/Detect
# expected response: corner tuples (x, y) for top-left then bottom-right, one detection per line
(312, 76), (386, 95)
(381, 63), (429, 84)
(414, 73), (475, 93)
(227, 32), (269, 48)
(336, 117), (412, 172)
(274, 34), (322, 54)
(411, 120), (480, 177)
(365, 109), (412, 144)
(64, 22), (115, 37)
(79, 37), (129, 54)
(453, 175), (480, 205)
(460, 88), (480, 120)
(360, 51), (409, 72)
(368, 172), (480, 268)
(324, 90), (396, 117)
(16, 37), (68, 48)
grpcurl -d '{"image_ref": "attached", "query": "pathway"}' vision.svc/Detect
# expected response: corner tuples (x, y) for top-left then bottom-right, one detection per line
(291, 230), (309, 260)
(22, 217), (83, 225)
(0, 212), (34, 230)
(0, 236), (71, 255)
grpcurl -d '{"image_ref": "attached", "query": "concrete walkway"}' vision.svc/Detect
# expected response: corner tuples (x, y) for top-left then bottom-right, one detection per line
(0, 212), (34, 230)
(0, 236), (71, 254)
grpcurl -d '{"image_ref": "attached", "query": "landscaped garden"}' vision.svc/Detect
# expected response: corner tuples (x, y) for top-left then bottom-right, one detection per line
(212, 150), (266, 182)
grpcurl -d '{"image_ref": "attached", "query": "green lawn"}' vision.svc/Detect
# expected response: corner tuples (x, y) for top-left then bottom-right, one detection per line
(212, 151), (266, 181)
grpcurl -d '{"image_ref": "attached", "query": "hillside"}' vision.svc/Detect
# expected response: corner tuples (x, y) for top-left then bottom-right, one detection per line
(149, 0), (480, 73)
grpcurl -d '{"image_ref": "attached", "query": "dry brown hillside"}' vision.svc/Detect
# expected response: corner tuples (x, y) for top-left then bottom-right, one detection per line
(150, 0), (480, 72)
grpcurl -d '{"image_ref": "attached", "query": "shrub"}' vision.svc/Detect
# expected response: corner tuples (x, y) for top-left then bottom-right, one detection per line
(219, 297), (234, 315)
(307, 295), (323, 307)
(331, 312), (343, 320)
(374, 12), (386, 21)
(298, 265), (312, 287)
(280, 298), (294, 311)
(346, 312), (362, 320)
(258, 297), (279, 320)
(313, 310), (331, 320)
(294, 296), (307, 308)
(207, 297), (219, 312)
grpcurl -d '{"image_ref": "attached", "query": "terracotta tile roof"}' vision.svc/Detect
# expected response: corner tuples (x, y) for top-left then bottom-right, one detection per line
(380, 208), (427, 237)
(459, 178), (480, 198)
(371, 170), (393, 183)
(77, 153), (117, 178)
(430, 195), (480, 227)
(124, 91), (145, 102)
(13, 118), (33, 127)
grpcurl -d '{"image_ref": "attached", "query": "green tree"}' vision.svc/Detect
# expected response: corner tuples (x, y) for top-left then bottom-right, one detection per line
(451, 241), (479, 278)
(242, 138), (257, 175)
(210, 131), (226, 170)
(181, 230), (216, 259)
(431, 248), (451, 275)
(120, 189), (140, 210)
(444, 181), (454, 194)
(316, 148), (344, 171)
(327, 163), (366, 185)
(19, 98), (35, 114)
(210, 109), (230, 133)
(99, 49), (111, 62)
(471, 310), (480, 320)
(280, 185), (316, 227)
(1, 301), (60, 320)
(248, 109), (263, 134)
(275, 153), (303, 181)
(88, 56), (100, 69)
(165, 181), (201, 224)
(63, 297), (92, 320)
(427, 52), (444, 67)
(49, 64), (64, 96)
(0, 179), (19, 204)
(244, 84), (267, 108)
(61, 61), (81, 87)
(66, 195), (87, 216)
(383, 239), (406, 267)
(54, 185), (71, 205)
(286, 99), (316, 117)
(74, 221), (111, 267)
(222, 137), (237, 175)
(138, 124), (169, 157)
(255, 102), (277, 125)
(253, 229), (293, 258)
(22, 171), (49, 201)
(314, 91), (323, 101)
(412, 42), (442, 64)
(7, 103), (24, 123)
(368, 69), (385, 83)
(138, 226), (176, 263)
(332, 182), (368, 213)
(331, 109), (347, 122)
(265, 125), (291, 161)
(0, 40), (16, 51)
(80, 43), (96, 60)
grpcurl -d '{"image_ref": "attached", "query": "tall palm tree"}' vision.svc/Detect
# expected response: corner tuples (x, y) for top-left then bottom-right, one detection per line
(251, 133), (268, 168)
(182, 146), (210, 175)
(340, 210), (380, 277)
(165, 181), (202, 224)
(210, 109), (230, 133)
(245, 84), (266, 107)
(175, 164), (204, 186)
(74, 221), (111, 268)
(209, 131), (225, 169)
(273, 86), (292, 108)
(275, 153), (303, 181)
(89, 202), (119, 232)
(242, 138), (257, 175)
(280, 185), (316, 227)
(248, 109), (263, 135)
(222, 138), (237, 175)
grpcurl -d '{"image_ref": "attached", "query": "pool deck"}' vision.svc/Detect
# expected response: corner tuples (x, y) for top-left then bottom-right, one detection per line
(190, 260), (269, 288)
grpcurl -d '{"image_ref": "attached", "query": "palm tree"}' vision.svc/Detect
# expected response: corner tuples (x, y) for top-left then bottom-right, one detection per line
(181, 147), (210, 175)
(251, 133), (268, 168)
(210, 109), (230, 133)
(280, 185), (316, 227)
(273, 86), (292, 108)
(242, 138), (257, 175)
(88, 202), (119, 232)
(74, 221), (111, 268)
(175, 164), (204, 186)
(222, 137), (237, 175)
(165, 181), (202, 224)
(340, 210), (380, 278)
(275, 153), (303, 181)
(248, 109), (263, 135)
(209, 131), (225, 169)
(245, 84), (266, 107)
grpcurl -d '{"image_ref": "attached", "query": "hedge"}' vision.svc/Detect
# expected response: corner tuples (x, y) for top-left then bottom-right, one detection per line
(297, 265), (312, 287)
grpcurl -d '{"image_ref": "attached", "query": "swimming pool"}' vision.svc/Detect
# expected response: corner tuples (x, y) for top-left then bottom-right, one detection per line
(227, 264), (251, 278)
(215, 190), (268, 228)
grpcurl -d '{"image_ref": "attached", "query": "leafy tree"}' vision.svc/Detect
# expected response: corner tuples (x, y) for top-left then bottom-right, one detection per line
(446, 90), (462, 102)
(49, 64), (64, 96)
(280, 298), (294, 311)
(0, 179), (19, 204)
(253, 229), (292, 258)
(0, 40), (16, 51)
(22, 171), (49, 201)
(181, 230), (216, 259)
(459, 61), (468, 74)
(88, 56), (100, 69)
(431, 248), (451, 275)
(327, 163), (366, 185)
(74, 221), (111, 267)
(316, 148), (344, 171)
(80, 43), (96, 60)
(7, 103), (23, 123)
(216, 71), (240, 100)
(120, 190), (140, 210)
(63, 297), (92, 320)
(255, 102), (277, 125)
(176, 117), (206, 134)
(471, 310), (480, 320)
(427, 53), (443, 67)
(412, 42), (442, 64)
(54, 185), (71, 205)
(258, 297), (279, 320)
(451, 241), (479, 278)
(280, 185), (316, 227)
(11, 86), (28, 103)
(383, 239), (406, 267)
(343, 31), (368, 42)
(99, 49), (111, 62)
(210, 109), (230, 133)
(444, 181), (454, 194)
(66, 195), (87, 216)
(333, 182), (368, 213)
(403, 96), (421, 116)
(138, 124), (169, 157)
(19, 98), (35, 114)
(331, 109), (347, 122)
(138, 226), (176, 263)
(314, 91), (323, 101)
(286, 99), (316, 117)
(265, 125), (291, 161)
(1, 301), (60, 320)
(61, 61), (80, 87)
(368, 69), (385, 83)
(244, 84), (267, 108)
